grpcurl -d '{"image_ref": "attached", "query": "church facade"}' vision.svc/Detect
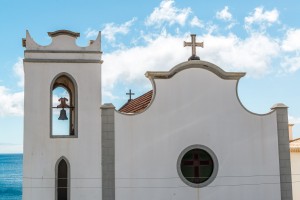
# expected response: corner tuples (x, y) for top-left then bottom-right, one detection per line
(23, 30), (293, 200)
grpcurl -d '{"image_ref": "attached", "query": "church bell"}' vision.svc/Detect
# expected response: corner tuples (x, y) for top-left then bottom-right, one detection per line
(58, 108), (68, 120)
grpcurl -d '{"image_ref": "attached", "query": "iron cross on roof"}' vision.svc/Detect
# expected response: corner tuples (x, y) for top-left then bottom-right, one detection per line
(126, 89), (135, 101)
(184, 34), (204, 61)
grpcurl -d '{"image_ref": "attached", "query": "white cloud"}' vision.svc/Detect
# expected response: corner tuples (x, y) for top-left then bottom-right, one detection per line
(201, 33), (280, 77)
(52, 94), (60, 107)
(216, 6), (232, 21)
(289, 115), (300, 124)
(205, 23), (219, 34)
(85, 28), (99, 38)
(145, 0), (191, 27)
(0, 58), (24, 116)
(245, 7), (279, 31)
(102, 34), (189, 91)
(0, 86), (23, 116)
(102, 18), (137, 42)
(0, 143), (23, 154)
(282, 29), (300, 52)
(102, 31), (280, 104)
(13, 58), (24, 88)
(190, 16), (204, 28)
(280, 29), (300, 73)
(103, 90), (120, 100)
(281, 55), (300, 73)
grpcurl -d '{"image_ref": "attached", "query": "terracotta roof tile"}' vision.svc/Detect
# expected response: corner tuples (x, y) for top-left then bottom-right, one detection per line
(119, 90), (153, 113)
(290, 138), (300, 152)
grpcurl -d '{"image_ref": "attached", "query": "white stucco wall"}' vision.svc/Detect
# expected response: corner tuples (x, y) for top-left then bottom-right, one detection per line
(291, 152), (300, 199)
(23, 32), (102, 200)
(115, 63), (281, 200)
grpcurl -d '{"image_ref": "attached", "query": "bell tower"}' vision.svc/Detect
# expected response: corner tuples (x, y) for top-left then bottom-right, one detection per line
(23, 30), (102, 200)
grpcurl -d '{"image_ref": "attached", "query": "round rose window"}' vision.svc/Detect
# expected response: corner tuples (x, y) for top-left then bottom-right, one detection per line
(177, 145), (218, 188)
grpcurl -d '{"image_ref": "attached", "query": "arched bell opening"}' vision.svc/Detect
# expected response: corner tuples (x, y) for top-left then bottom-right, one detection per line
(51, 73), (77, 137)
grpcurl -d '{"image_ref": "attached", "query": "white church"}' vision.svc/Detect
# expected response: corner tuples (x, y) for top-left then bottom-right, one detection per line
(22, 30), (294, 200)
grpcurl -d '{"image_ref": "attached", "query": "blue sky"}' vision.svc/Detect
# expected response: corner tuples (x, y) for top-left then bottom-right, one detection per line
(0, 0), (300, 153)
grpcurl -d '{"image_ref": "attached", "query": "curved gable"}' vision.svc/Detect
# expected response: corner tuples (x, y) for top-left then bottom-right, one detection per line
(145, 60), (246, 80)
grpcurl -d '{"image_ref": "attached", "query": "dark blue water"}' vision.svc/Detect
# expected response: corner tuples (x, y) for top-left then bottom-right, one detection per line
(0, 154), (22, 200)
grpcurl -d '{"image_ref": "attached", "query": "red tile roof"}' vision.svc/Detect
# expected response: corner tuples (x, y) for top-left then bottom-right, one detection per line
(290, 138), (300, 152)
(118, 90), (153, 113)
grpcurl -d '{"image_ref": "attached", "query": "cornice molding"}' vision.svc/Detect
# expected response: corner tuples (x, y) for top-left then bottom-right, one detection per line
(145, 60), (246, 80)
(48, 30), (80, 38)
(23, 58), (103, 64)
(25, 50), (102, 54)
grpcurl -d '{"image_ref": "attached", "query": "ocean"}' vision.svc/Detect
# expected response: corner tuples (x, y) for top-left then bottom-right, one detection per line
(0, 154), (22, 200)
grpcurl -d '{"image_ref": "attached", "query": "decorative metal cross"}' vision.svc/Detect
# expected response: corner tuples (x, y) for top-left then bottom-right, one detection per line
(184, 34), (203, 60)
(181, 150), (212, 183)
(126, 89), (135, 101)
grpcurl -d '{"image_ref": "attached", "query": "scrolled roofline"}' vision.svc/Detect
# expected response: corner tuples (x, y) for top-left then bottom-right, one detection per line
(23, 30), (101, 50)
(144, 60), (275, 116)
